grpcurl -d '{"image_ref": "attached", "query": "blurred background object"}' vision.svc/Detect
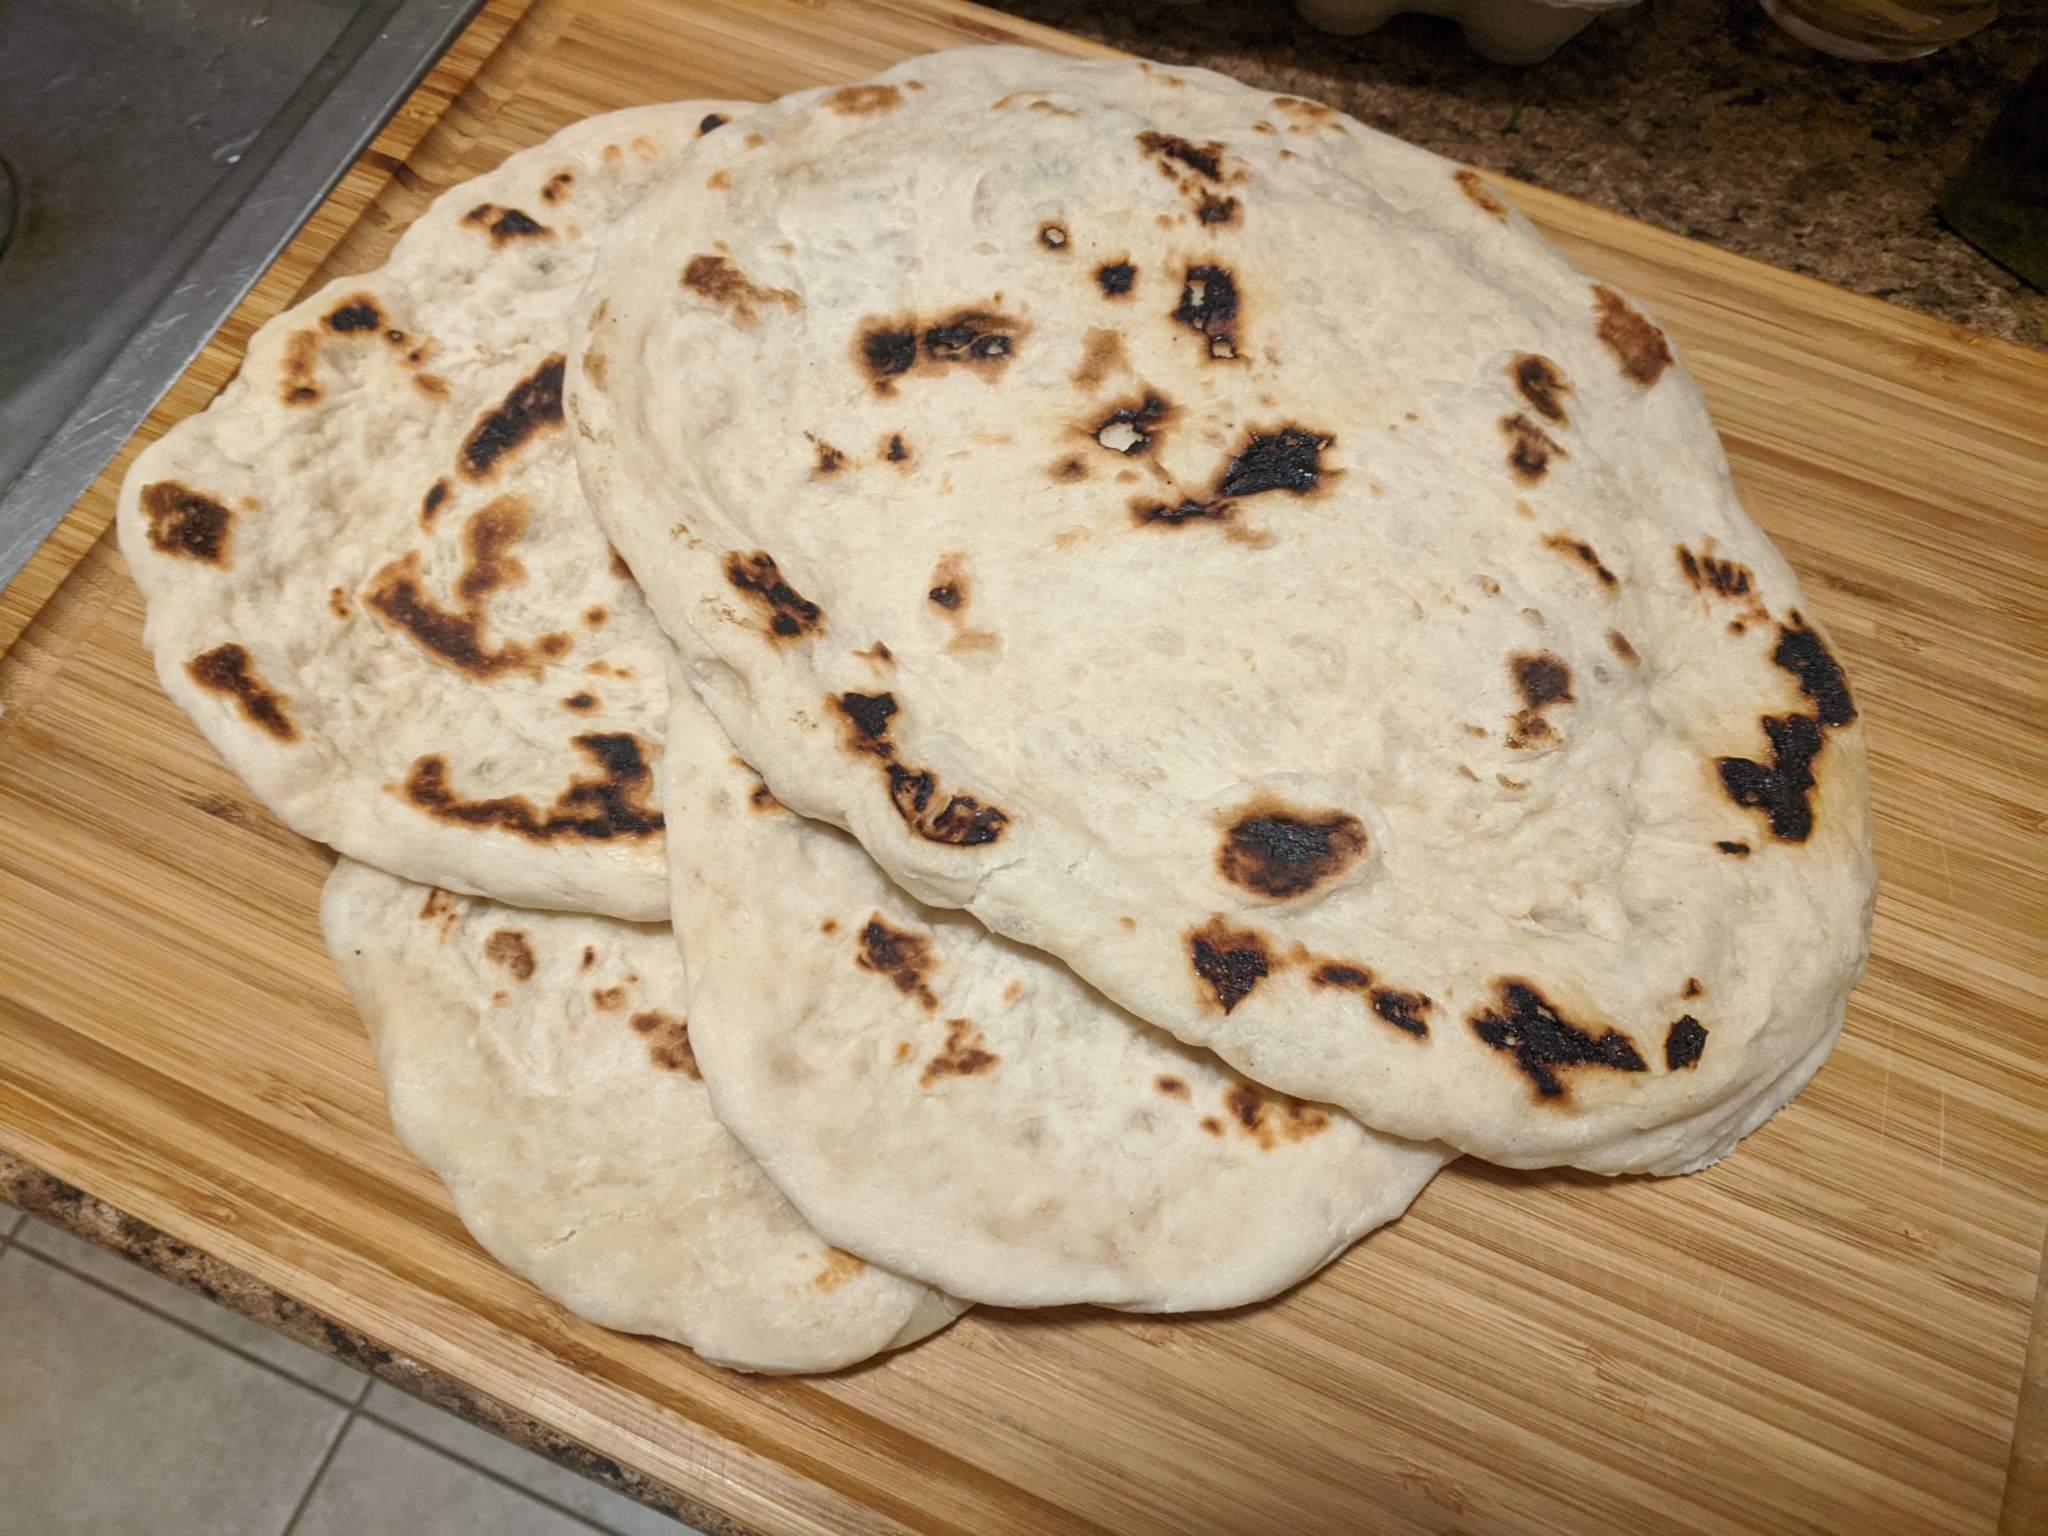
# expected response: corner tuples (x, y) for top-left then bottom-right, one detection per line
(1760, 0), (1999, 61)
(1939, 63), (2047, 292)
(1296, 0), (1643, 65)
(988, 0), (2045, 346)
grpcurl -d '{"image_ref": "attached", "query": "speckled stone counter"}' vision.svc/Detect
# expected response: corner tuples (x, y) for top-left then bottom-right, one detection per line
(0, 1150), (725, 1534)
(988, 0), (2046, 347)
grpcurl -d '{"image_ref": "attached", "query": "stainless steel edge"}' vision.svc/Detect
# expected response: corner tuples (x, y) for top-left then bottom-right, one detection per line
(0, 0), (489, 594)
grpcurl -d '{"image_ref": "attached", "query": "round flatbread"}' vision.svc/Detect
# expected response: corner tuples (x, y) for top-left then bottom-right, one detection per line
(321, 857), (963, 1374)
(665, 671), (1447, 1310)
(574, 49), (1874, 1174)
(120, 102), (750, 920)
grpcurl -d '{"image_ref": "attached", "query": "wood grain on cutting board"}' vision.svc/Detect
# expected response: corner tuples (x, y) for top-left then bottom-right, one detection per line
(1, 3), (2043, 1533)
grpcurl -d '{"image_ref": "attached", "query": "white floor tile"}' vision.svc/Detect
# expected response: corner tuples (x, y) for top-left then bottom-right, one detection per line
(291, 1417), (602, 1536)
(0, 1246), (348, 1536)
(16, 1217), (368, 1399)
(363, 1383), (694, 1534)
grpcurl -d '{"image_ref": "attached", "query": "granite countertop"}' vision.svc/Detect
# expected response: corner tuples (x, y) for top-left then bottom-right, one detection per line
(2, 6), (2040, 1529)
(989, 0), (2046, 347)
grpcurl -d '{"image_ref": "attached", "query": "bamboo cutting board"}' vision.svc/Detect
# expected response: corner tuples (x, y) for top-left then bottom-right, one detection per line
(2, 2), (2044, 1532)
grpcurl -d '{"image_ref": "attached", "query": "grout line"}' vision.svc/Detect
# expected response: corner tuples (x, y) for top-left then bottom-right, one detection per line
(11, 1243), (367, 1409)
(357, 1408), (626, 1535)
(280, 1406), (357, 1536)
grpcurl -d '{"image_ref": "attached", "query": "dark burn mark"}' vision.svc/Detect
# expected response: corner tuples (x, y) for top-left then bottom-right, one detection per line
(1197, 194), (1239, 226)
(563, 693), (596, 712)
(325, 297), (382, 334)
(1665, 1015), (1709, 1071)
(929, 552), (966, 614)
(887, 766), (1007, 846)
(1310, 963), (1372, 991)
(1682, 977), (1704, 999)
(830, 691), (1008, 847)
(1200, 1117), (1225, 1136)
(1093, 391), (1171, 455)
(749, 781), (783, 814)
(463, 204), (547, 244)
(724, 551), (822, 642)
(421, 479), (449, 527)
(1470, 979), (1647, 1101)
(1217, 802), (1368, 899)
(580, 946), (596, 970)
(484, 929), (536, 980)
(1371, 989), (1432, 1038)
(1507, 652), (1575, 749)
(1717, 840), (1751, 856)
(1676, 544), (1753, 601)
(1501, 413), (1568, 485)
(1543, 533), (1616, 588)
(1593, 285), (1674, 387)
(925, 314), (1015, 363)
(459, 355), (564, 480)
(856, 915), (937, 1010)
(1718, 714), (1825, 842)
(920, 1018), (998, 1088)
(812, 437), (845, 476)
(835, 690), (898, 747)
(1775, 618), (1857, 728)
(1454, 168), (1507, 220)
(1219, 1083), (1331, 1149)
(1134, 496), (1232, 528)
(862, 327), (917, 379)
(281, 331), (321, 406)
(1052, 456), (1089, 483)
(1606, 630), (1641, 666)
(698, 113), (729, 134)
(1156, 1075), (1189, 1098)
(1137, 131), (1224, 181)
(187, 645), (296, 741)
(1218, 427), (1330, 498)
(1511, 354), (1572, 425)
(1188, 917), (1271, 1014)
(854, 308), (1025, 393)
(401, 733), (662, 844)
(883, 433), (910, 465)
(1039, 222), (1068, 250)
(140, 482), (232, 566)
(368, 498), (567, 679)
(1095, 260), (1136, 297)
(540, 171), (573, 203)
(1173, 264), (1240, 358)
(1717, 619), (1856, 842)
(682, 254), (798, 329)
(631, 1011), (698, 1077)
(855, 640), (894, 667)
(1227, 1083), (1263, 1129)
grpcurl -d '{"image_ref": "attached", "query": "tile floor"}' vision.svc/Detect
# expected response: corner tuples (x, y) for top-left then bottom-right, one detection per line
(0, 1202), (697, 1535)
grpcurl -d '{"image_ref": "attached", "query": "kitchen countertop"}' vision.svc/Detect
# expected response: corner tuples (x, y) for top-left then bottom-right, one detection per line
(987, 0), (2047, 347)
(0, 1149), (722, 1531)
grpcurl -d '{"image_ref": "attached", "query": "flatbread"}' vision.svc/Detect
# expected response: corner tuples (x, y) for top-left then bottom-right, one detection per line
(665, 671), (1447, 1310)
(575, 50), (1874, 1174)
(321, 856), (963, 1374)
(120, 102), (750, 920)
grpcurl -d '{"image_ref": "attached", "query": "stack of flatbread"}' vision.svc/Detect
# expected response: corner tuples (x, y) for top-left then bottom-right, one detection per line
(118, 49), (1873, 1375)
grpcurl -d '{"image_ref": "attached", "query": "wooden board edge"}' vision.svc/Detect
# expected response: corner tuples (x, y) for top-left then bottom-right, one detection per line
(0, 0), (546, 660)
